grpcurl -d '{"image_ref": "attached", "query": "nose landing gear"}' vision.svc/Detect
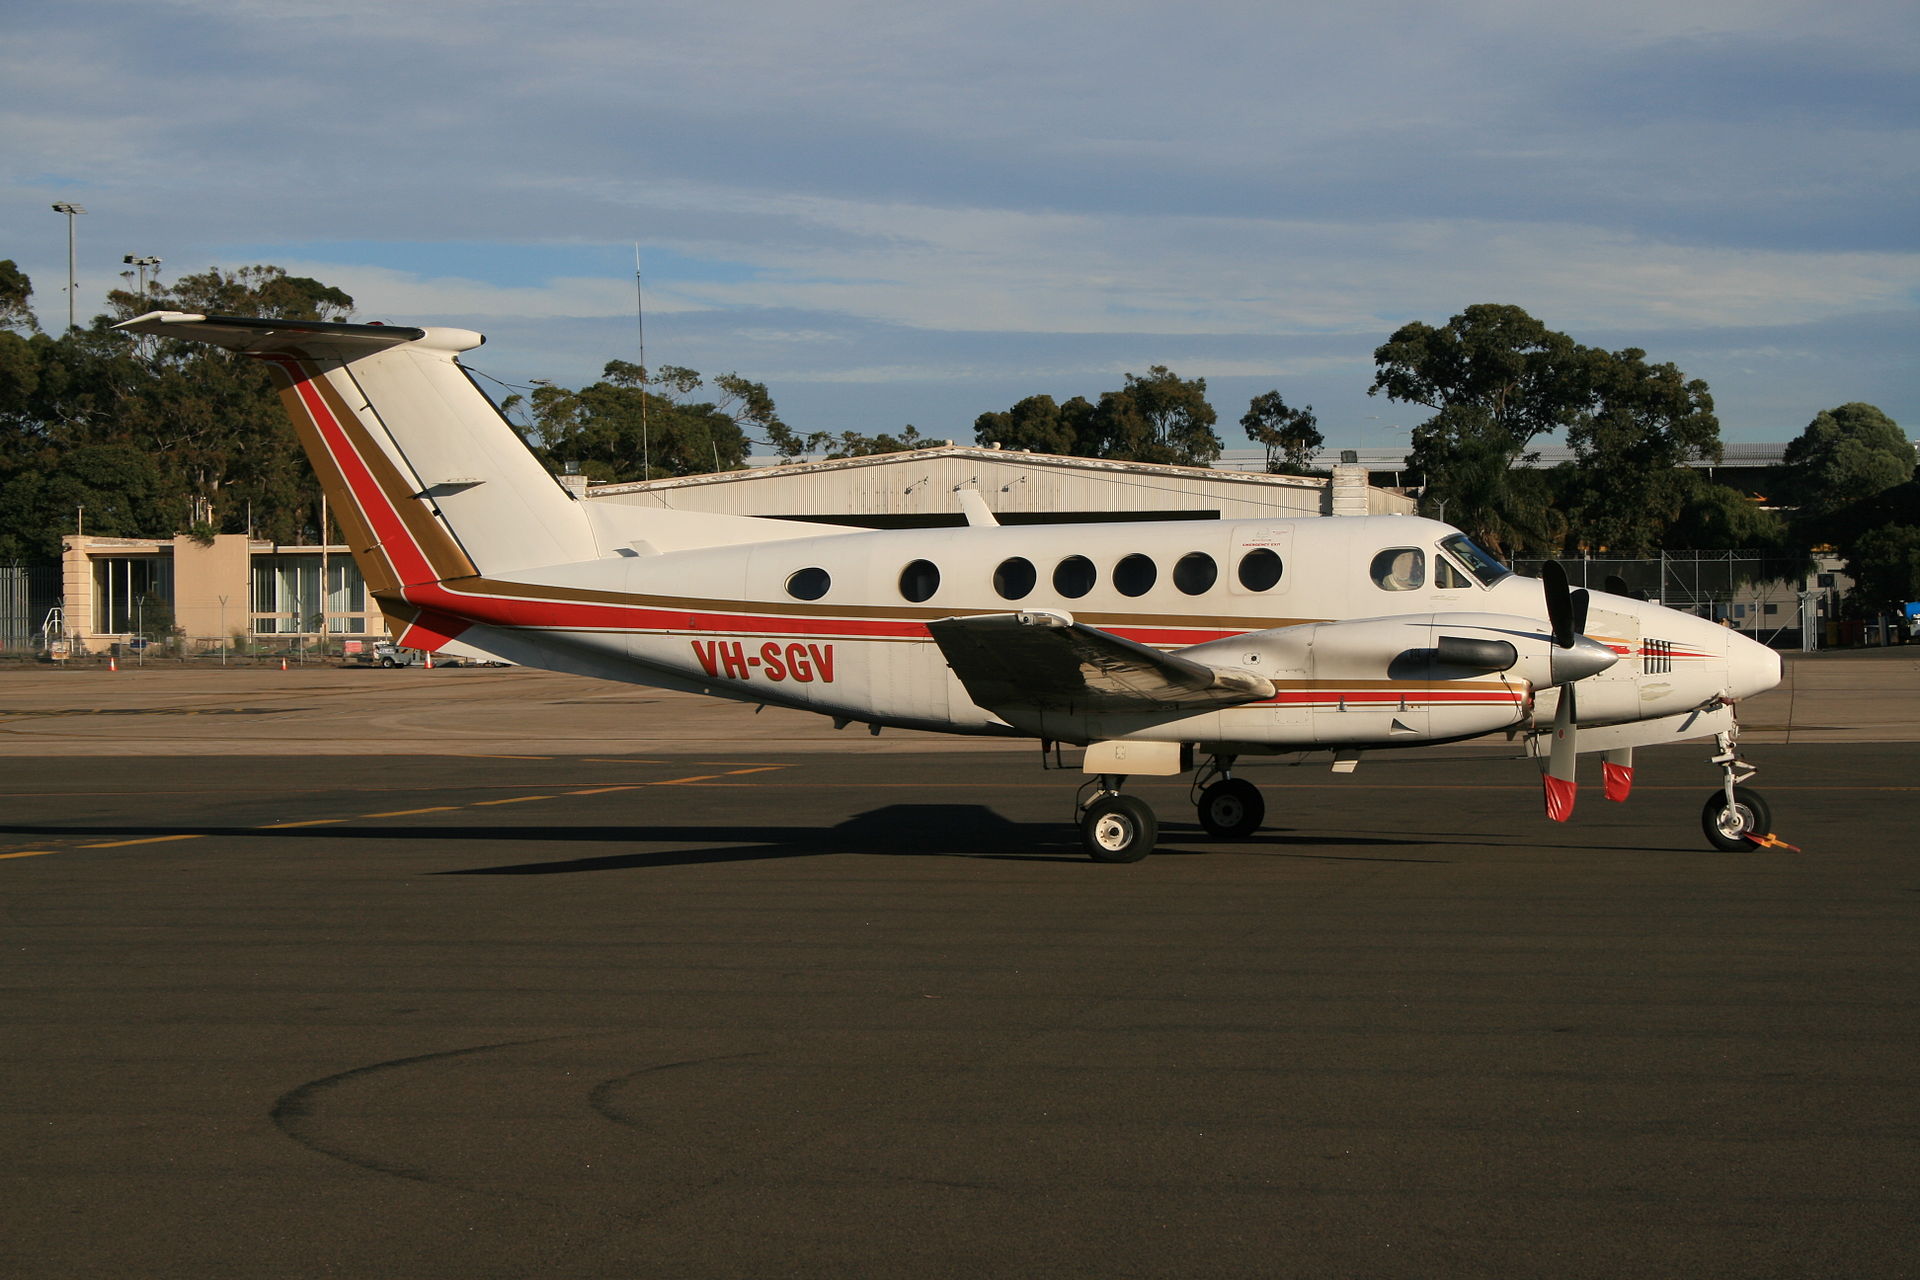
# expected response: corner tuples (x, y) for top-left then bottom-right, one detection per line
(1702, 729), (1789, 852)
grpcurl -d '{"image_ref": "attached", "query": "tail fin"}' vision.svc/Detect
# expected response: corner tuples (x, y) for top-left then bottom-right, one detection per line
(114, 313), (598, 604)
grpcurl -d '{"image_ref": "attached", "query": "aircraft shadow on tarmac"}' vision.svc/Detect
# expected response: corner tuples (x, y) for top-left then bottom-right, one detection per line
(3, 805), (1459, 872)
(435, 805), (1454, 874)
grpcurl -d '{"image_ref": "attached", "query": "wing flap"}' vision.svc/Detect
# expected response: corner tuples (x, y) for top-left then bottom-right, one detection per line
(927, 610), (1274, 718)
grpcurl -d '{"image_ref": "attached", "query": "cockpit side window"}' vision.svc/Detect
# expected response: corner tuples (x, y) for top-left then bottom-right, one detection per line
(1435, 556), (1472, 590)
(1438, 534), (1512, 586)
(1370, 547), (1425, 591)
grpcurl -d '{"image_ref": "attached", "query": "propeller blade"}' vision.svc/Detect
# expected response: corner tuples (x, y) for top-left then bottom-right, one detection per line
(1603, 574), (1631, 597)
(1543, 683), (1577, 822)
(1570, 585), (1590, 636)
(1543, 561), (1574, 648)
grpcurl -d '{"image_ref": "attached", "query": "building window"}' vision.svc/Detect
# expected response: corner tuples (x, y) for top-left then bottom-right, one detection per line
(92, 556), (172, 634)
(250, 555), (365, 634)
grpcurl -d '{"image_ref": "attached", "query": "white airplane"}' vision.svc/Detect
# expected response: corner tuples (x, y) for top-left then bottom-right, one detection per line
(117, 311), (1786, 861)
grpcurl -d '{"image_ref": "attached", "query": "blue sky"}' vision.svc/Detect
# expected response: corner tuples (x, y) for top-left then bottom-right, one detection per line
(4, 0), (1915, 453)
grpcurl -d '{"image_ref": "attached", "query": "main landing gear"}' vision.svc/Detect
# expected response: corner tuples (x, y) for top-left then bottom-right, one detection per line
(1075, 755), (1266, 862)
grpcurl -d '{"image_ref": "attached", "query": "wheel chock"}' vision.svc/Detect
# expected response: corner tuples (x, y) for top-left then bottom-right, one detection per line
(1744, 831), (1801, 852)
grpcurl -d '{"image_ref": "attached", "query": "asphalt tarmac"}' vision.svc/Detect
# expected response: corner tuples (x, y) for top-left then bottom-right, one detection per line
(3, 739), (1917, 1278)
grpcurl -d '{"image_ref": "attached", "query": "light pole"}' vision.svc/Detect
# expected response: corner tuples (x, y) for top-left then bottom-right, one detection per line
(121, 254), (161, 306)
(51, 203), (87, 332)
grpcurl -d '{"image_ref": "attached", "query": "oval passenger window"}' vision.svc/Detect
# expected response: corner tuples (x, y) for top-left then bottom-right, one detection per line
(899, 559), (939, 603)
(994, 556), (1037, 600)
(1173, 552), (1217, 595)
(1113, 553), (1157, 597)
(1369, 548), (1425, 591)
(1237, 548), (1283, 591)
(785, 567), (831, 600)
(1053, 555), (1097, 598)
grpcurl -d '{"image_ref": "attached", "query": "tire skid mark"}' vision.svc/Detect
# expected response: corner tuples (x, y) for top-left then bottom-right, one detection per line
(268, 1036), (775, 1223)
(270, 1035), (581, 1186)
(585, 1052), (770, 1131)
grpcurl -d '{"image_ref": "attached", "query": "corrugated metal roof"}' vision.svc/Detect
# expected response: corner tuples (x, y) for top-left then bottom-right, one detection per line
(590, 443), (1329, 497)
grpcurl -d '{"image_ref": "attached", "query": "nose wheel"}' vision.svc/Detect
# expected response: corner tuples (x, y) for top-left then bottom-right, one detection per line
(1702, 728), (1784, 851)
(1702, 785), (1772, 852)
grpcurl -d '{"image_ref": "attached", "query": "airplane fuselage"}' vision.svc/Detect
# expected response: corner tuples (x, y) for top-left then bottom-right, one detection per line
(427, 513), (1780, 754)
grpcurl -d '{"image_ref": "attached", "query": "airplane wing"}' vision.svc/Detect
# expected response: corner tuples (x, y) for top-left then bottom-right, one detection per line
(927, 610), (1274, 718)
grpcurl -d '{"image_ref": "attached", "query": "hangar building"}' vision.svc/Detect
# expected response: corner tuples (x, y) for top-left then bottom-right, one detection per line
(585, 444), (1412, 526)
(46, 446), (1411, 656)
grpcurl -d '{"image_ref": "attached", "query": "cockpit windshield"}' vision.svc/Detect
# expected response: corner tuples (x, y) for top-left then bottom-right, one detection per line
(1438, 534), (1512, 587)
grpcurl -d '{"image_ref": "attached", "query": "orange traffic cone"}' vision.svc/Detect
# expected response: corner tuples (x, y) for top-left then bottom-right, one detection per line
(280, 657), (288, 671)
(108, 655), (117, 672)
(424, 652), (433, 669)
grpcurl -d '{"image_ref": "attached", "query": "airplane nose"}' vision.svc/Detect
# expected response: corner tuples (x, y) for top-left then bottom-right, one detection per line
(1726, 629), (1782, 702)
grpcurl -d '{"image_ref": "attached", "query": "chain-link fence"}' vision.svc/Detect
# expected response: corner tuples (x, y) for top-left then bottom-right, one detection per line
(1, 563), (63, 654)
(1511, 551), (1826, 650)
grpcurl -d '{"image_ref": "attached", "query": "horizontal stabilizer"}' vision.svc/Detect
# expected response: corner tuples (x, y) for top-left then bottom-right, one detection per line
(116, 311), (441, 358)
(928, 611), (1274, 720)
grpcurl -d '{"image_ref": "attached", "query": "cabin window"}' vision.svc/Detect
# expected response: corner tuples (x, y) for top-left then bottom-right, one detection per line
(1113, 554), (1157, 597)
(994, 556), (1037, 600)
(1435, 557), (1472, 590)
(785, 567), (831, 601)
(1237, 548), (1284, 591)
(1053, 555), (1097, 598)
(899, 559), (940, 603)
(1173, 551), (1217, 595)
(1370, 547), (1425, 591)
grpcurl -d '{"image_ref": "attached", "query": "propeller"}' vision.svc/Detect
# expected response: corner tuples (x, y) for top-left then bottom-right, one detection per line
(1540, 562), (1610, 822)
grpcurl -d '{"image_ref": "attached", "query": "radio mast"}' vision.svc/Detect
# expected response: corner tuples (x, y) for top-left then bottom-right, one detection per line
(634, 244), (649, 480)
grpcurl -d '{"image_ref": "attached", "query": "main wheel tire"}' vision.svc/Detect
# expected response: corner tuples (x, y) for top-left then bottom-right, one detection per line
(1701, 786), (1772, 852)
(1197, 778), (1264, 838)
(1081, 794), (1157, 863)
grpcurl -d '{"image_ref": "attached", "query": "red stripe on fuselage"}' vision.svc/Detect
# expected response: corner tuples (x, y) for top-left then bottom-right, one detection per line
(265, 355), (442, 589)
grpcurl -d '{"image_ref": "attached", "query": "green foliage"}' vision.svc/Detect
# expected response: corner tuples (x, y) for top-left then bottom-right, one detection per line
(1662, 473), (1791, 551)
(141, 264), (354, 323)
(0, 264), (344, 560)
(0, 260), (38, 334)
(526, 361), (758, 482)
(1781, 403), (1913, 523)
(973, 395), (1095, 458)
(1240, 391), (1322, 474)
(1560, 348), (1720, 555)
(764, 420), (929, 462)
(973, 367), (1221, 467)
(1372, 303), (1722, 557)
(1846, 523), (1920, 611)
